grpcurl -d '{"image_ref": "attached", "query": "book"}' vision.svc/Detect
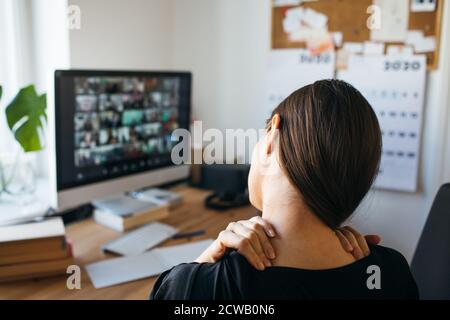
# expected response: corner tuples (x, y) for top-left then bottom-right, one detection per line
(0, 217), (65, 243)
(0, 218), (67, 265)
(130, 188), (183, 208)
(92, 194), (166, 216)
(93, 200), (169, 232)
(0, 237), (67, 266)
(0, 241), (74, 282)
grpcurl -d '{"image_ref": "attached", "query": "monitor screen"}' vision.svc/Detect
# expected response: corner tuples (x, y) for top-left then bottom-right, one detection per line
(54, 70), (191, 191)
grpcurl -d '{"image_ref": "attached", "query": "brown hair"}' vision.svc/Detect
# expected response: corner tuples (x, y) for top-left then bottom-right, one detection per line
(268, 80), (382, 229)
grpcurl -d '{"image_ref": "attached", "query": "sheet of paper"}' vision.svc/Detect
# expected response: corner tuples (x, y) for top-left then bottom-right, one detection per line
(406, 31), (436, 53)
(371, 0), (409, 42)
(274, 0), (302, 7)
(86, 239), (213, 288)
(308, 33), (334, 55)
(283, 7), (304, 34)
(406, 30), (425, 44)
(285, 7), (304, 20)
(101, 222), (178, 256)
(387, 45), (414, 56)
(343, 42), (364, 54)
(267, 49), (335, 111)
(288, 28), (328, 43)
(411, 0), (436, 12)
(302, 8), (328, 29)
(338, 55), (427, 192)
(413, 36), (436, 53)
(283, 16), (302, 33)
(151, 241), (211, 267)
(283, 7), (329, 44)
(288, 29), (308, 42)
(363, 42), (385, 55)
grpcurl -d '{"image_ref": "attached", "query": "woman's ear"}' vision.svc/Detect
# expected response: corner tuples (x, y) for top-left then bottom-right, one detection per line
(266, 114), (281, 155)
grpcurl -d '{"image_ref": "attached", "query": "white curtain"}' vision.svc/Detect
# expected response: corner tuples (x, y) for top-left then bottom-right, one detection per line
(0, 0), (70, 175)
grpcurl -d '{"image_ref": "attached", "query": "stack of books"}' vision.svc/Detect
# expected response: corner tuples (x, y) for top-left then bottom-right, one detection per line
(93, 193), (171, 232)
(0, 217), (74, 282)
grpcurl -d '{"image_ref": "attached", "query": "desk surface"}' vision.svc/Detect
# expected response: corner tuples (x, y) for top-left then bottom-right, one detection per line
(0, 186), (257, 300)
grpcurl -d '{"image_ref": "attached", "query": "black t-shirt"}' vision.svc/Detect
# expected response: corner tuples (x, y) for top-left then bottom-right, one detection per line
(150, 244), (419, 300)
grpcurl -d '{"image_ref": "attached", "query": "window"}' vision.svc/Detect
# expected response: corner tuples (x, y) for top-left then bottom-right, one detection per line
(0, 0), (70, 176)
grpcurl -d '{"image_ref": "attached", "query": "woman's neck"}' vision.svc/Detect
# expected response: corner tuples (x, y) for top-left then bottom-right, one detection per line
(261, 188), (355, 270)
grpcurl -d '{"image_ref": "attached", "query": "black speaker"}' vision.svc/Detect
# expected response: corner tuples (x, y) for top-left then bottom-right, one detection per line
(191, 164), (250, 210)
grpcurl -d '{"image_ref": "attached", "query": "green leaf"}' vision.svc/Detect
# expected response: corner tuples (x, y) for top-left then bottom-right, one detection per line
(5, 85), (47, 152)
(0, 86), (3, 101)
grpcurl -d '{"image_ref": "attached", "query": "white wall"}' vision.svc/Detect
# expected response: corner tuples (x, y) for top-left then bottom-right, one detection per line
(173, 0), (271, 131)
(69, 0), (174, 69)
(68, 0), (450, 262)
(171, 0), (220, 128)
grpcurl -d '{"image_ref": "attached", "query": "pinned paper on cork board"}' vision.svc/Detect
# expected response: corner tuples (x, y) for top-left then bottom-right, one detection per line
(271, 0), (443, 70)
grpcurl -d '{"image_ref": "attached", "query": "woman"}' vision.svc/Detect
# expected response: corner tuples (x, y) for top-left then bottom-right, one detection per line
(151, 80), (418, 299)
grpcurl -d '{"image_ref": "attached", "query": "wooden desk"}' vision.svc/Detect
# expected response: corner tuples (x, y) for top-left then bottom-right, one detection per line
(0, 187), (257, 300)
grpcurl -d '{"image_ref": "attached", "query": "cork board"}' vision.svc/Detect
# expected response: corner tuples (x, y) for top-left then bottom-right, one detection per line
(271, 0), (443, 70)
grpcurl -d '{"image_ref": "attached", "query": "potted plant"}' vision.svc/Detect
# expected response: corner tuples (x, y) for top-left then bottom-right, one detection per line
(0, 85), (47, 202)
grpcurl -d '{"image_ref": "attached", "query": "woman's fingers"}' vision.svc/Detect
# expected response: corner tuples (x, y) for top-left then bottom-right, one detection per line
(335, 229), (353, 252)
(217, 230), (265, 270)
(250, 216), (276, 238)
(364, 234), (382, 245)
(207, 237), (227, 262)
(343, 226), (371, 257)
(337, 226), (380, 259)
(226, 222), (271, 267)
(199, 217), (277, 271)
(240, 220), (276, 260)
(340, 228), (365, 260)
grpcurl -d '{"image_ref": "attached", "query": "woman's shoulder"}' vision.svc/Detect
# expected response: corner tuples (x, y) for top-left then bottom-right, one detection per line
(367, 243), (414, 277)
(368, 243), (410, 267)
(367, 244), (419, 299)
(150, 263), (203, 300)
(150, 251), (248, 300)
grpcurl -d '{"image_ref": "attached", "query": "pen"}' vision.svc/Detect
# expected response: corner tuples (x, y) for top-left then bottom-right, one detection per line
(172, 229), (206, 240)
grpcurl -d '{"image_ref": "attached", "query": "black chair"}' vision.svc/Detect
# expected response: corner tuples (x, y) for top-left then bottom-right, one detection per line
(411, 184), (450, 300)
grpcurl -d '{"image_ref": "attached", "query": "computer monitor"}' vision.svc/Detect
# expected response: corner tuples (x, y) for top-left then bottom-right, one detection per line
(49, 70), (191, 211)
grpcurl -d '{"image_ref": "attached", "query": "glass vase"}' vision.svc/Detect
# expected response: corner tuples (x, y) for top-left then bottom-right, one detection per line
(0, 151), (37, 205)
